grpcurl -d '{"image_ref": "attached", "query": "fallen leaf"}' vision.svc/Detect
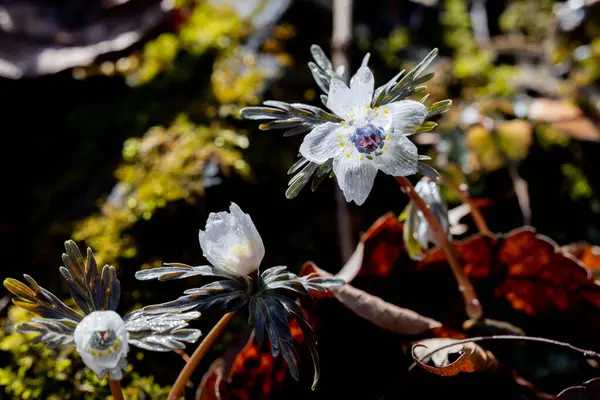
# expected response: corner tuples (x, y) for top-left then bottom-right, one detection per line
(553, 118), (600, 142)
(196, 359), (226, 400)
(301, 263), (442, 335)
(563, 243), (600, 273)
(557, 377), (600, 399)
(335, 213), (404, 282)
(412, 338), (498, 376)
(529, 99), (583, 122)
(528, 98), (600, 142)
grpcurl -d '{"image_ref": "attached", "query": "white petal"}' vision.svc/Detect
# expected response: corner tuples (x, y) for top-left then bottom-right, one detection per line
(333, 152), (377, 205)
(327, 78), (354, 119)
(374, 136), (418, 176)
(299, 123), (344, 163)
(384, 100), (428, 134)
(74, 311), (129, 380)
(199, 203), (264, 275)
(349, 66), (374, 113)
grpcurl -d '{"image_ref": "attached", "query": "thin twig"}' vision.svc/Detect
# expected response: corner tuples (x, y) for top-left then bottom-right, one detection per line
(440, 176), (490, 235)
(396, 176), (483, 321)
(332, 0), (355, 263)
(109, 379), (125, 400)
(168, 312), (237, 400)
(410, 335), (600, 371)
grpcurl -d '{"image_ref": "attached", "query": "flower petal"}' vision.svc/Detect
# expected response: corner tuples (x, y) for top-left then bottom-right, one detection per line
(199, 203), (264, 276)
(299, 123), (345, 163)
(74, 311), (129, 380)
(327, 78), (354, 120)
(384, 100), (428, 134)
(374, 136), (418, 176)
(333, 152), (377, 205)
(350, 66), (375, 113)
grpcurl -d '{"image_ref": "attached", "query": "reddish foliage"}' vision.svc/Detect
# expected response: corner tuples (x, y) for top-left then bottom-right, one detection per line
(564, 243), (600, 273)
(198, 320), (305, 400)
(422, 227), (600, 316)
(358, 212), (405, 278)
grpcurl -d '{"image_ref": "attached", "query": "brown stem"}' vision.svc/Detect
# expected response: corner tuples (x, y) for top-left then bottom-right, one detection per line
(168, 312), (237, 400)
(396, 176), (483, 321)
(109, 380), (125, 400)
(440, 176), (490, 235)
(331, 0), (355, 263)
(173, 349), (190, 362)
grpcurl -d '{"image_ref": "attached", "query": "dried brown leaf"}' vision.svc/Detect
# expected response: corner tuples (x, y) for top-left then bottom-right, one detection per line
(412, 338), (498, 377)
(305, 264), (441, 335)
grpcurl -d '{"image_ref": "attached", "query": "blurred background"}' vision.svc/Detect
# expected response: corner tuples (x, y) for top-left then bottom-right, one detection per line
(1, 0), (600, 398)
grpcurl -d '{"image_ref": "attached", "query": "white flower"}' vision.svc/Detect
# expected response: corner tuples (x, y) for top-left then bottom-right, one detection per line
(74, 311), (129, 380)
(299, 67), (428, 205)
(198, 202), (265, 276)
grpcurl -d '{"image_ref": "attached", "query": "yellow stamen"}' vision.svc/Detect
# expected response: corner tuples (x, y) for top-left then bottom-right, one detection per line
(113, 343), (120, 350)
(360, 155), (364, 161)
(385, 137), (390, 141)
(346, 153), (351, 158)
(339, 142), (344, 147)
(340, 120), (345, 125)
(97, 351), (104, 358)
(90, 350), (97, 356)
(384, 109), (389, 114)
(384, 146), (389, 151)
(107, 348), (113, 354)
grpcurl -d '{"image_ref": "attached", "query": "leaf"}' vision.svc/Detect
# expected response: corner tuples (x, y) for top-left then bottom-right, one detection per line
(195, 359), (227, 400)
(528, 99), (582, 122)
(552, 118), (600, 142)
(333, 213), (406, 282)
(411, 338), (497, 376)
(301, 263), (442, 335)
(4, 275), (83, 322)
(563, 243), (600, 275)
(135, 263), (216, 281)
(557, 377), (600, 399)
(124, 310), (202, 352)
(16, 318), (77, 349)
(528, 98), (600, 142)
(59, 240), (120, 312)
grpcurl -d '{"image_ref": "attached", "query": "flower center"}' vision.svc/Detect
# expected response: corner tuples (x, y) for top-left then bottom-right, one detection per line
(87, 329), (122, 357)
(90, 330), (117, 350)
(350, 123), (386, 159)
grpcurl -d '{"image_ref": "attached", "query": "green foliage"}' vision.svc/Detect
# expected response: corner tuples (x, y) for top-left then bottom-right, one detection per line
(0, 306), (171, 399)
(131, 2), (246, 85)
(73, 115), (251, 266)
(562, 164), (593, 200)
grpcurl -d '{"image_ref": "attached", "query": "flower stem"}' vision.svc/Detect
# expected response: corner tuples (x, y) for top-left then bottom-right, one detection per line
(395, 176), (483, 321)
(109, 380), (125, 400)
(411, 334), (600, 369)
(440, 176), (490, 235)
(168, 311), (237, 400)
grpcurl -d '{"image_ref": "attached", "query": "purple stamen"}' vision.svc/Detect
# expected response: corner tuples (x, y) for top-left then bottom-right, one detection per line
(350, 123), (385, 158)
